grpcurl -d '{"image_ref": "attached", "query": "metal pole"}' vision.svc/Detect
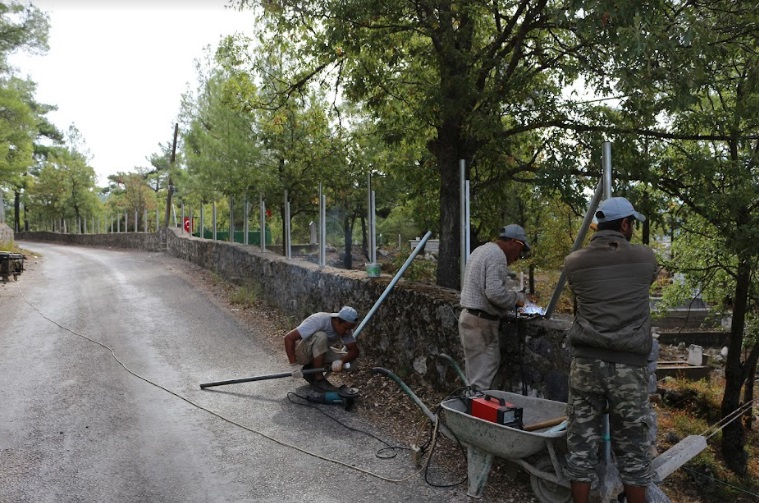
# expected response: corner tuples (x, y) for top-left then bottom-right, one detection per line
(318, 184), (326, 267)
(260, 193), (266, 252)
(230, 196), (234, 242)
(285, 190), (291, 259)
(459, 159), (467, 289)
(602, 141), (613, 200)
(200, 205), (204, 239)
(244, 195), (249, 245)
(181, 204), (185, 234)
(213, 201), (217, 241)
(367, 174), (375, 264)
(370, 190), (377, 263)
(353, 230), (432, 339)
(544, 179), (604, 319)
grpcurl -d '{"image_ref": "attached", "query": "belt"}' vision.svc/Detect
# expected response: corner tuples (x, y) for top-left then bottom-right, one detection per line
(464, 308), (500, 321)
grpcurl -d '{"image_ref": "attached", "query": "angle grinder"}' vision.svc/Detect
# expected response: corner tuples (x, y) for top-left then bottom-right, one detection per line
(306, 385), (361, 411)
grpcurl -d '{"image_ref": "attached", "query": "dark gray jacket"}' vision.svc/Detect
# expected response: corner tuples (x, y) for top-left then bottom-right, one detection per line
(564, 230), (658, 366)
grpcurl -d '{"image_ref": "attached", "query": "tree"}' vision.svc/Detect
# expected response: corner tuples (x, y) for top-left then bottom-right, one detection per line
(237, 0), (662, 287)
(596, 0), (759, 474)
(0, 1), (49, 73)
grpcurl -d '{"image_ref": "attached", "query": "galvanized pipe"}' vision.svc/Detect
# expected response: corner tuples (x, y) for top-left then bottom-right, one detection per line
(544, 179), (604, 319)
(353, 230), (432, 338)
(602, 142), (612, 200)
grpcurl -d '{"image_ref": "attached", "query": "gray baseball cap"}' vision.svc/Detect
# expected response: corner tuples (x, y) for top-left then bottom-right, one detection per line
(499, 224), (530, 251)
(332, 306), (359, 323)
(595, 197), (646, 223)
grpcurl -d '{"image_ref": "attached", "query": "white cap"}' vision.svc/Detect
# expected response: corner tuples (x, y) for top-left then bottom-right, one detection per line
(332, 306), (359, 323)
(595, 197), (646, 223)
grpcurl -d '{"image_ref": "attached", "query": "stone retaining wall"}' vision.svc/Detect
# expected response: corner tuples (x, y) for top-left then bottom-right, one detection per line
(17, 229), (574, 401)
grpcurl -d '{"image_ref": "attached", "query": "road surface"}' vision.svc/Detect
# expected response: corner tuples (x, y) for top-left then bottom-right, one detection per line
(1, 242), (465, 503)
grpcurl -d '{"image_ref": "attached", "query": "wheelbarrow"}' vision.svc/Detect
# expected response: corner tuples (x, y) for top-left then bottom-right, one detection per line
(374, 354), (716, 502)
(373, 364), (571, 502)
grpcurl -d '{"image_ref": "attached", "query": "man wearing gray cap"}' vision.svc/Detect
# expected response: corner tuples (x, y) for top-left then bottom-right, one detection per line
(562, 197), (658, 503)
(458, 224), (530, 390)
(284, 306), (360, 392)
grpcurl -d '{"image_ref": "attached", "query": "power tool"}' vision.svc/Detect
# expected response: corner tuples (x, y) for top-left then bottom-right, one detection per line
(306, 385), (360, 411)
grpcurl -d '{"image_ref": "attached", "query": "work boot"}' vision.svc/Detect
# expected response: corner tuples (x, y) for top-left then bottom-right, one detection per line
(301, 363), (316, 384)
(312, 377), (337, 392)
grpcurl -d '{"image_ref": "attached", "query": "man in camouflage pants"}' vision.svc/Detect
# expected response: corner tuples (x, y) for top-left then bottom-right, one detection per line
(563, 197), (659, 503)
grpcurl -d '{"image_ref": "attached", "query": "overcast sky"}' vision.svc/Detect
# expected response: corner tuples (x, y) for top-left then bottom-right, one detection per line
(9, 0), (254, 185)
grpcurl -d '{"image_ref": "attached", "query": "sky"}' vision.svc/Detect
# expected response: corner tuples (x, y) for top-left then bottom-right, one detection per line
(9, 0), (255, 185)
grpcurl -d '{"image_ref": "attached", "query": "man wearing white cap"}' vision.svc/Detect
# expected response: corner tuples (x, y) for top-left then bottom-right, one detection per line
(458, 223), (530, 390)
(284, 306), (360, 391)
(562, 197), (658, 503)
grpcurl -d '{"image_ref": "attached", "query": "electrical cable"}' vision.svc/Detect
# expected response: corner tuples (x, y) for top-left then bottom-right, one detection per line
(285, 391), (410, 460)
(680, 466), (759, 499)
(17, 287), (457, 485)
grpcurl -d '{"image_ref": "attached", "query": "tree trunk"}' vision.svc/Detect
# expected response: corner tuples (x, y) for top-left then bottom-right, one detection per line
(343, 214), (353, 269)
(720, 257), (750, 475)
(433, 120), (465, 290)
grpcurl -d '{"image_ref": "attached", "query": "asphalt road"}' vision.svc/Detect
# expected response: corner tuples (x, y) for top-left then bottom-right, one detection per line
(1, 242), (466, 503)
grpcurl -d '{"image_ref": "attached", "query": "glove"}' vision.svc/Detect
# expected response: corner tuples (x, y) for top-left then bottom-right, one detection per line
(290, 363), (303, 379)
(515, 291), (527, 307)
(331, 360), (343, 373)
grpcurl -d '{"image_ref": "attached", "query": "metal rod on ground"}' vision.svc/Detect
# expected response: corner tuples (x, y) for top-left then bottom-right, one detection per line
(543, 179), (604, 319)
(353, 230), (432, 339)
(199, 365), (339, 389)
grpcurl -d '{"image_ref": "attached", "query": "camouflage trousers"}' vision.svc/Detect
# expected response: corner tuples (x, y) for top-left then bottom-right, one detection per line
(564, 357), (653, 487)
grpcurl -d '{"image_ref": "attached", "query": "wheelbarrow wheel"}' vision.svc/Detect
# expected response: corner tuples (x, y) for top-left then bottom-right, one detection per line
(530, 455), (571, 503)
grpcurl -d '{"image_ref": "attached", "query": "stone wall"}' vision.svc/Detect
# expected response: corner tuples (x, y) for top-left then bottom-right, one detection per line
(17, 228), (573, 401)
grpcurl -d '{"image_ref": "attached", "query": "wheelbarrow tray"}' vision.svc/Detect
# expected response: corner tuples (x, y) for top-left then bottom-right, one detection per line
(440, 390), (567, 460)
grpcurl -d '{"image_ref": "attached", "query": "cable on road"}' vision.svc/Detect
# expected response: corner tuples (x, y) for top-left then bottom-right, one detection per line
(18, 285), (461, 487)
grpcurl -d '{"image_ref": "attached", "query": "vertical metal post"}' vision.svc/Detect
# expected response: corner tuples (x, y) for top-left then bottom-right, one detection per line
(259, 193), (266, 252)
(200, 205), (204, 239)
(213, 201), (217, 241)
(284, 190), (291, 259)
(244, 195), (249, 245)
(602, 142), (613, 200)
(318, 184), (326, 267)
(370, 190), (377, 263)
(181, 204), (185, 234)
(229, 196), (235, 243)
(459, 159), (467, 288)
(367, 174), (375, 264)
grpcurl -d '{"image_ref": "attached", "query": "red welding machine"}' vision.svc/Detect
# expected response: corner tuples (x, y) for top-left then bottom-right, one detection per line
(466, 394), (524, 429)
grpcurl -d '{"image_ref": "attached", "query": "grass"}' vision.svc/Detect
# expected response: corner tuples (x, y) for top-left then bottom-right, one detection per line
(656, 376), (759, 502)
(229, 280), (261, 308)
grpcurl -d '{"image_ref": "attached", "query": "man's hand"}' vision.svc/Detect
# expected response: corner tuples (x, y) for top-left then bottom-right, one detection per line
(331, 360), (343, 373)
(515, 291), (527, 307)
(290, 363), (302, 378)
